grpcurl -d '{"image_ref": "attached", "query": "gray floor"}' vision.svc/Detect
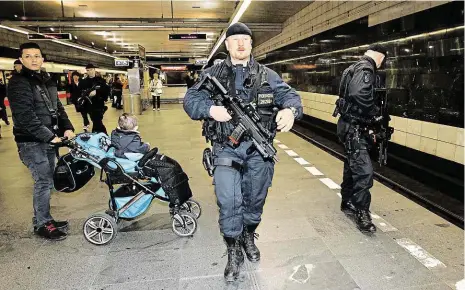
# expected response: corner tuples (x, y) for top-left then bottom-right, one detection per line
(0, 104), (462, 290)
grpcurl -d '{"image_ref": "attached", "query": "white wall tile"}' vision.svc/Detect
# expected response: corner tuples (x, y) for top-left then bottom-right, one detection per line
(454, 145), (464, 165)
(406, 119), (422, 135)
(421, 121), (439, 140)
(437, 124), (458, 144)
(406, 133), (421, 150)
(436, 140), (456, 161)
(420, 137), (437, 156)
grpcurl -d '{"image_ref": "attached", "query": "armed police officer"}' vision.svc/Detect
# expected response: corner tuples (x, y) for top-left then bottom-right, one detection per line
(335, 44), (387, 234)
(183, 23), (302, 282)
(80, 63), (109, 134)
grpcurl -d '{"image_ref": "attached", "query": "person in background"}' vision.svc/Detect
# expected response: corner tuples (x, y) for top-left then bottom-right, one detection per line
(0, 78), (9, 138)
(150, 72), (163, 111)
(69, 71), (91, 131)
(79, 63), (109, 134)
(184, 71), (194, 88)
(112, 75), (123, 109)
(13, 59), (22, 74)
(7, 42), (75, 240)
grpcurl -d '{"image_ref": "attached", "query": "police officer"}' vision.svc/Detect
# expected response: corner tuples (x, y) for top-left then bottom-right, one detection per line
(336, 44), (387, 234)
(80, 63), (109, 134)
(183, 23), (302, 282)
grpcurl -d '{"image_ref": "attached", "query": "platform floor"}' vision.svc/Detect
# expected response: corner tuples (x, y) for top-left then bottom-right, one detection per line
(0, 104), (463, 290)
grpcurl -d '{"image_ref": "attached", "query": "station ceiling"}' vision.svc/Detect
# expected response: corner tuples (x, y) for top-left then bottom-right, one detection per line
(0, 1), (311, 64)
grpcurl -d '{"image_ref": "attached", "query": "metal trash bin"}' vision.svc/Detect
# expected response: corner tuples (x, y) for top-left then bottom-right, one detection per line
(123, 93), (141, 115)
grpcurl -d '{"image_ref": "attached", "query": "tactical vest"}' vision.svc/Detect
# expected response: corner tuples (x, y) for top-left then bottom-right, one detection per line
(202, 60), (278, 145)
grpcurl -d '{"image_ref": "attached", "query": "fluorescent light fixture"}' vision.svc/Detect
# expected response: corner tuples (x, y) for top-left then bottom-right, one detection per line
(205, 0), (252, 66)
(74, 25), (164, 28)
(0, 25), (29, 34)
(14, 15), (18, 18)
(52, 39), (117, 58)
(91, 42), (95, 46)
(119, 25), (164, 28)
(50, 27), (55, 32)
(75, 25), (120, 28)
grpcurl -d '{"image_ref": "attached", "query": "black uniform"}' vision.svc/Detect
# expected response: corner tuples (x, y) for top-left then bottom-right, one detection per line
(80, 76), (109, 134)
(69, 80), (90, 127)
(337, 55), (380, 232)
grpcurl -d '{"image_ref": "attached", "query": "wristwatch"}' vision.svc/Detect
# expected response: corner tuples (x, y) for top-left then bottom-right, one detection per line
(288, 107), (298, 118)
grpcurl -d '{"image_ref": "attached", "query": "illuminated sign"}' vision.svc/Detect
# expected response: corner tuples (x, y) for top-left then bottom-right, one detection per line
(27, 33), (72, 40)
(194, 59), (208, 65)
(169, 34), (207, 40)
(161, 65), (187, 71)
(115, 59), (130, 67)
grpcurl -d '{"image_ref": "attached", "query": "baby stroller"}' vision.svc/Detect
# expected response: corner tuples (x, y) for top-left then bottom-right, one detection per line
(53, 132), (201, 245)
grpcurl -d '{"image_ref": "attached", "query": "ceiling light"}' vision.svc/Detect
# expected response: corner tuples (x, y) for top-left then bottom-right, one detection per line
(91, 42), (95, 46)
(14, 15), (18, 18)
(74, 35), (78, 39)
(74, 25), (120, 28)
(50, 28), (55, 32)
(52, 39), (117, 58)
(104, 46), (107, 50)
(0, 25), (29, 35)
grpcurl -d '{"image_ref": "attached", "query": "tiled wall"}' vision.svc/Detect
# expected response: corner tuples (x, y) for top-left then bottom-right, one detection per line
(253, 1), (452, 57)
(299, 91), (465, 165)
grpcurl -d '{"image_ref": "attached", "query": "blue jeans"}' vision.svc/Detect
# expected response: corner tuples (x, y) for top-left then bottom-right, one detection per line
(212, 141), (275, 238)
(18, 142), (56, 228)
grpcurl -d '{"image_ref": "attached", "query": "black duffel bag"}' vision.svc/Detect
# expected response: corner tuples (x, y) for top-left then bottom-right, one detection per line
(142, 154), (192, 207)
(54, 153), (95, 192)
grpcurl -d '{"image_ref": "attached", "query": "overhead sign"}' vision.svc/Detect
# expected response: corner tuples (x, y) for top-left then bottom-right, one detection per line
(27, 33), (72, 40)
(138, 45), (146, 62)
(115, 59), (130, 67)
(169, 34), (207, 40)
(161, 65), (187, 71)
(194, 59), (208, 65)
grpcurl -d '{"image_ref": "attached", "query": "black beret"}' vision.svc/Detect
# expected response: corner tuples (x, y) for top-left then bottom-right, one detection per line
(367, 43), (388, 55)
(226, 22), (252, 38)
(14, 59), (21, 65)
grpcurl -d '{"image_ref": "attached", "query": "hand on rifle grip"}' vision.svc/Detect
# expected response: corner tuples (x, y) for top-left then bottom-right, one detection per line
(209, 105), (232, 122)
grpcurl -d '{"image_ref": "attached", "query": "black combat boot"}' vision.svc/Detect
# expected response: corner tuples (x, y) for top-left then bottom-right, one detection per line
(241, 225), (260, 262)
(340, 200), (357, 216)
(224, 236), (244, 282)
(355, 209), (376, 233)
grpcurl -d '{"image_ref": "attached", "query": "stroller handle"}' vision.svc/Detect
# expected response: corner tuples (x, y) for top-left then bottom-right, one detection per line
(98, 157), (125, 174)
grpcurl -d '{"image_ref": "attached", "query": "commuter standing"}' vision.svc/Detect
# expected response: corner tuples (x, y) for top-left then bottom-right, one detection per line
(7, 42), (75, 240)
(69, 71), (91, 131)
(183, 23), (303, 282)
(150, 72), (163, 111)
(335, 44), (387, 234)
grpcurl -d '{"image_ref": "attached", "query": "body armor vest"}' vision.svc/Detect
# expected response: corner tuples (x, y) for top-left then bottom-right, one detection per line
(202, 60), (278, 145)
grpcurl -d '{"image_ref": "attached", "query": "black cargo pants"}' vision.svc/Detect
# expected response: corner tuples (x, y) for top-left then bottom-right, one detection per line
(337, 118), (374, 210)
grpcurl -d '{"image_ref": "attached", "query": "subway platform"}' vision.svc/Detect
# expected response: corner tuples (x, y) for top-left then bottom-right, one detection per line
(0, 104), (463, 290)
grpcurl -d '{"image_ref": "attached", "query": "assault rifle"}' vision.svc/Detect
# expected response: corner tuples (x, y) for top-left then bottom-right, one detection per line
(198, 73), (278, 162)
(372, 87), (394, 166)
(77, 84), (101, 109)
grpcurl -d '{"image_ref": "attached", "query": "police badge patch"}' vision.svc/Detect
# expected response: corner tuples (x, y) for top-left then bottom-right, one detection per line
(257, 93), (273, 105)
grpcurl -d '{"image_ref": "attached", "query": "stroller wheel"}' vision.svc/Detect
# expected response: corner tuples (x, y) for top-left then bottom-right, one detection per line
(83, 213), (118, 245)
(181, 199), (202, 219)
(172, 212), (197, 237)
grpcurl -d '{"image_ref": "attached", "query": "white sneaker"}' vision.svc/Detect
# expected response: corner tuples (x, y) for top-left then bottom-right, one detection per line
(157, 108), (160, 111)
(153, 108), (156, 111)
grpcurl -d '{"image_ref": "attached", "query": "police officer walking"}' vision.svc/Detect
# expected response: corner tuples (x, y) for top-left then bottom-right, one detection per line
(336, 44), (387, 234)
(80, 63), (109, 134)
(183, 23), (302, 282)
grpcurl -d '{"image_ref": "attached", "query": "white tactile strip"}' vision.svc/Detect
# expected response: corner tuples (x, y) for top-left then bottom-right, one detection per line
(274, 138), (446, 270)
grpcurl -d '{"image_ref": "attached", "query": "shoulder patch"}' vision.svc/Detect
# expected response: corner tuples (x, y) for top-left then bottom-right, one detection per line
(363, 71), (371, 84)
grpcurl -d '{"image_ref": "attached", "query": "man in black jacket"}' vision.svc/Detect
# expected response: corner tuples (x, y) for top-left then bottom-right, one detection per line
(336, 44), (387, 234)
(80, 63), (109, 134)
(8, 42), (75, 241)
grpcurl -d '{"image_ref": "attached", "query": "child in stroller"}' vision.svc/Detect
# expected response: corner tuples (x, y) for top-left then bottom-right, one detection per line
(53, 132), (201, 245)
